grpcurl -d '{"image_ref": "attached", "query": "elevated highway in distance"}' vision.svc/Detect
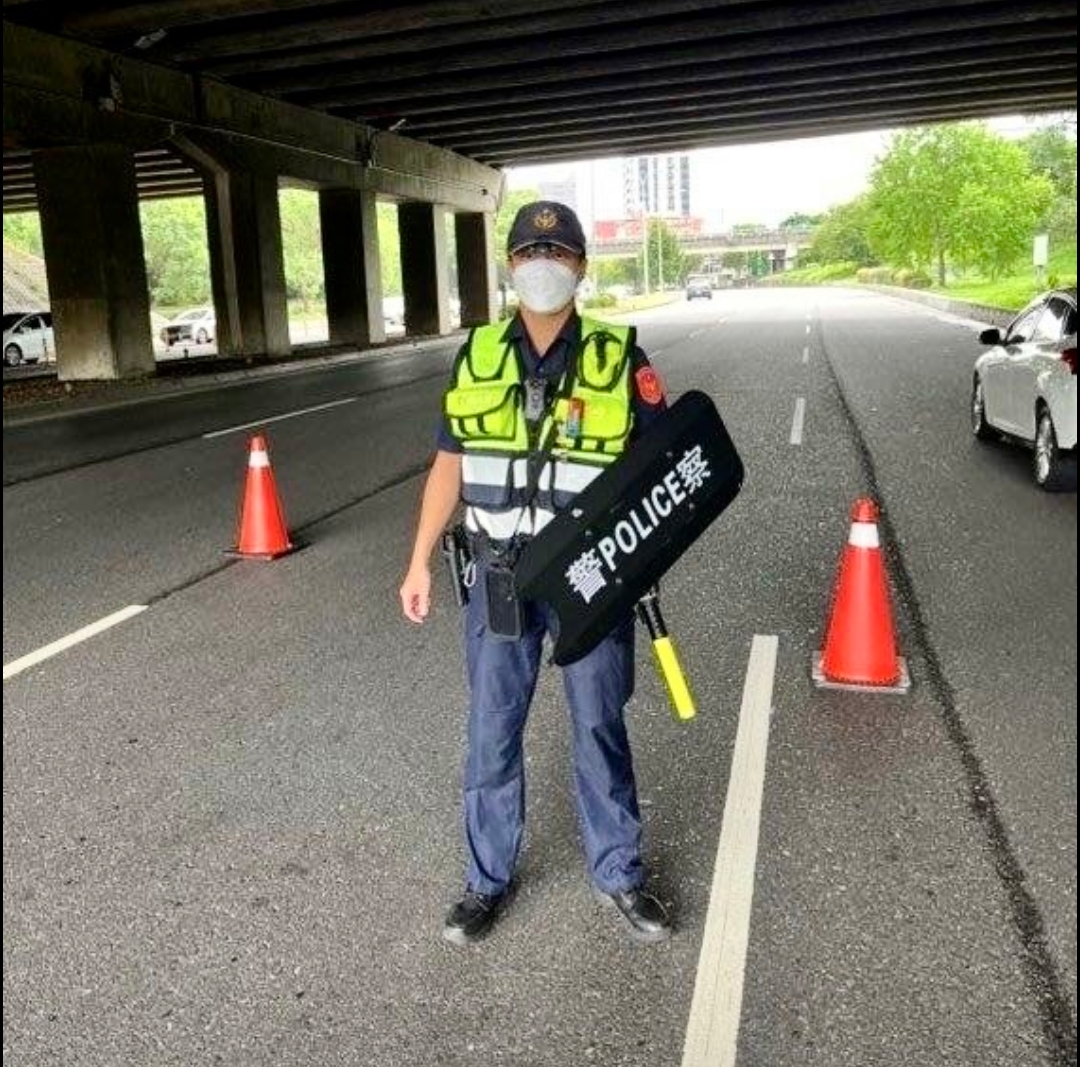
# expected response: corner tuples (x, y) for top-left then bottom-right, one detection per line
(591, 228), (816, 260)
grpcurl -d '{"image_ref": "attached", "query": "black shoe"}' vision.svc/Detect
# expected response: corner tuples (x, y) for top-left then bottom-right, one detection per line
(443, 888), (510, 946)
(594, 886), (672, 943)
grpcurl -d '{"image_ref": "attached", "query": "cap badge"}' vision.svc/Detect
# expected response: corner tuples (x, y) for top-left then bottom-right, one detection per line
(531, 207), (559, 232)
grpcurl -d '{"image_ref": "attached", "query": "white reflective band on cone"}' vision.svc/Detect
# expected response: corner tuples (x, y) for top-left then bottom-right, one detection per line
(249, 450), (271, 468)
(848, 521), (880, 548)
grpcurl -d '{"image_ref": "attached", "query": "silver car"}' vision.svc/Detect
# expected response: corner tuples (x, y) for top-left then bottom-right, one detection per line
(160, 307), (215, 347)
(972, 287), (1077, 491)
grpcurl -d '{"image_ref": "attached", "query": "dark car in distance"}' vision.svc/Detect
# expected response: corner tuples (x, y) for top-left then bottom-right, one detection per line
(686, 276), (713, 300)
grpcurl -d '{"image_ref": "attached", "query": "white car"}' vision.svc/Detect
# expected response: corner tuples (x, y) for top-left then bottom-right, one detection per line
(160, 307), (215, 347)
(972, 288), (1077, 490)
(3, 311), (54, 366)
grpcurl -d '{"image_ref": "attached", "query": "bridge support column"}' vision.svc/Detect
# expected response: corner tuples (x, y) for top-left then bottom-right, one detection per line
(398, 202), (451, 337)
(455, 211), (497, 327)
(33, 145), (154, 381)
(202, 167), (291, 359)
(319, 188), (385, 346)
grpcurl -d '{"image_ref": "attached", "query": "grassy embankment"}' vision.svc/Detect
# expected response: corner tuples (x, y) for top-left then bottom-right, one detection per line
(769, 241), (1077, 312)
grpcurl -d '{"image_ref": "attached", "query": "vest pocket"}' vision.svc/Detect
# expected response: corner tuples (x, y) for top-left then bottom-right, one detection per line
(445, 383), (520, 442)
(552, 393), (631, 452)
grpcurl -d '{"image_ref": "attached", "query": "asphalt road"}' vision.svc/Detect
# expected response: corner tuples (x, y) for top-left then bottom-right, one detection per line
(3, 289), (1076, 1067)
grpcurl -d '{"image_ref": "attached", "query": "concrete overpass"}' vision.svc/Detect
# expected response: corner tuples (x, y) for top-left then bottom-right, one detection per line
(2, 2), (1076, 380)
(591, 229), (816, 268)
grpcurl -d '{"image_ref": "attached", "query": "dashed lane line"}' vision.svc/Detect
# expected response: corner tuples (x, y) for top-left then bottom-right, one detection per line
(681, 634), (779, 1067)
(789, 397), (806, 445)
(3, 605), (148, 681)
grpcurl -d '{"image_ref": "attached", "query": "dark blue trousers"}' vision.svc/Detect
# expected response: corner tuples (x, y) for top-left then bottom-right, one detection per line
(462, 566), (643, 896)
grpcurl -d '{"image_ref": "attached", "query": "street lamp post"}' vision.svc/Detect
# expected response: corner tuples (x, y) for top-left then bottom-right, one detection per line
(658, 219), (665, 291)
(642, 211), (650, 295)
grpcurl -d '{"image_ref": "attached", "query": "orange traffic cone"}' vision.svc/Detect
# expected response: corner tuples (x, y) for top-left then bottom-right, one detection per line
(812, 498), (910, 692)
(228, 433), (295, 559)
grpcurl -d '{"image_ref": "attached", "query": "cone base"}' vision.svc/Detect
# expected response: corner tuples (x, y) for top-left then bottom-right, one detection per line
(812, 652), (911, 694)
(225, 541), (301, 561)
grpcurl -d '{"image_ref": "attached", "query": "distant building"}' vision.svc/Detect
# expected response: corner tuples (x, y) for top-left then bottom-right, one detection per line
(622, 154), (691, 218)
(537, 174), (579, 214)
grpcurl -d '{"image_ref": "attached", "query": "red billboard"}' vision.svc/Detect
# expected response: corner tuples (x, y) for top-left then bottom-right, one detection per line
(593, 217), (704, 241)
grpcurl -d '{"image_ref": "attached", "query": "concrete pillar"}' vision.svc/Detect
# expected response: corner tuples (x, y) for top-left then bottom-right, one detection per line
(398, 202), (450, 336)
(33, 145), (154, 381)
(455, 211), (497, 327)
(319, 188), (385, 346)
(203, 168), (290, 358)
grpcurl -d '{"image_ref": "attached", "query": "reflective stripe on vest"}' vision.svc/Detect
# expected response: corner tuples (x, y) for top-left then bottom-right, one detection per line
(459, 451), (607, 513)
(445, 318), (634, 535)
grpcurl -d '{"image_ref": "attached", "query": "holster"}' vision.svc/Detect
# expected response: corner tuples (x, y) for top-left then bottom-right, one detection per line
(440, 523), (473, 608)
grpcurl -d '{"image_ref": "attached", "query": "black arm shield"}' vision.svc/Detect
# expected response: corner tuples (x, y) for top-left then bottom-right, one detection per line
(514, 389), (744, 665)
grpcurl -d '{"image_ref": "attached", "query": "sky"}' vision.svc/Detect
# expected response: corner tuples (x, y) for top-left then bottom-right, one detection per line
(506, 114), (1073, 234)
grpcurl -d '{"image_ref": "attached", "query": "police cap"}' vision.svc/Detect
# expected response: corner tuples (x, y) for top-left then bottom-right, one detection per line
(507, 201), (587, 257)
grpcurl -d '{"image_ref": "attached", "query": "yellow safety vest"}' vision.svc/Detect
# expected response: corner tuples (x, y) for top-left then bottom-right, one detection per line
(444, 317), (634, 540)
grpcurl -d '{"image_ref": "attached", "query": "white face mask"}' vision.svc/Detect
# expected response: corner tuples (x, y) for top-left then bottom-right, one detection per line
(511, 259), (580, 314)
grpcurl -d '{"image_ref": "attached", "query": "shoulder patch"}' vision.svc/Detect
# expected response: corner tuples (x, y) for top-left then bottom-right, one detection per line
(635, 366), (666, 406)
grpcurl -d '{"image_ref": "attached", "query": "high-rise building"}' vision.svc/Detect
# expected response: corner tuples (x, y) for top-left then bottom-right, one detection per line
(622, 154), (691, 217)
(537, 174), (579, 214)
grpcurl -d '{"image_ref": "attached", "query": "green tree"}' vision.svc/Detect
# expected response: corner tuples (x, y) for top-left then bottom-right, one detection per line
(747, 250), (770, 277)
(779, 212), (821, 231)
(1021, 123), (1077, 197)
(3, 211), (43, 256)
(867, 123), (1054, 284)
(804, 195), (876, 267)
(278, 189), (324, 309)
(593, 256), (637, 291)
(139, 197), (211, 307)
(731, 221), (768, 237)
(1020, 122), (1077, 247)
(376, 203), (402, 296)
(641, 218), (687, 290)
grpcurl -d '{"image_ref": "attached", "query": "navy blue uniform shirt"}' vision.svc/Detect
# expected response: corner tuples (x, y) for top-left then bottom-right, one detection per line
(436, 312), (667, 452)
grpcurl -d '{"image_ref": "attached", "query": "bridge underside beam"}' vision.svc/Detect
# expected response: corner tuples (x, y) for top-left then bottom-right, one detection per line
(2, 21), (500, 212)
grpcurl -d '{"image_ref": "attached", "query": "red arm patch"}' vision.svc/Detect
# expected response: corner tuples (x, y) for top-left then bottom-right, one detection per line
(634, 366), (666, 406)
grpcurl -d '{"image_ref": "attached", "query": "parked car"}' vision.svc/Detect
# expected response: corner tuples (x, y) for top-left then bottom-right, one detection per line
(686, 275), (713, 301)
(971, 287), (1077, 490)
(3, 310), (54, 366)
(160, 307), (215, 347)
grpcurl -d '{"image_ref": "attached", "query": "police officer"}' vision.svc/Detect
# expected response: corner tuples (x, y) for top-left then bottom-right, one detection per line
(399, 201), (673, 946)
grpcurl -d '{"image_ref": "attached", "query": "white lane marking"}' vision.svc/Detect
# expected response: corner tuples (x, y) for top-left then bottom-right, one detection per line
(789, 397), (806, 445)
(681, 634), (779, 1067)
(202, 396), (358, 439)
(805, 323), (811, 335)
(802, 346), (810, 364)
(653, 348), (667, 357)
(3, 605), (148, 681)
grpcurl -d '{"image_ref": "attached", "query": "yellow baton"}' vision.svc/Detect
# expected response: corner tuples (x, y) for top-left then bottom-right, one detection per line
(635, 590), (696, 721)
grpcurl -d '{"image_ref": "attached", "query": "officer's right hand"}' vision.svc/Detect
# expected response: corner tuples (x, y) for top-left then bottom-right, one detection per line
(400, 565), (432, 624)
